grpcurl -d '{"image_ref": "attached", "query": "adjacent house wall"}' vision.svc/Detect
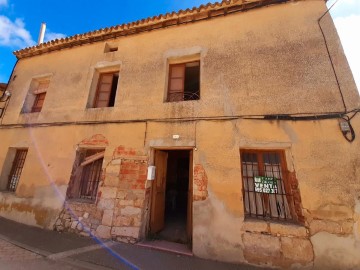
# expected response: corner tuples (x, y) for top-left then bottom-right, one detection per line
(0, 1), (359, 269)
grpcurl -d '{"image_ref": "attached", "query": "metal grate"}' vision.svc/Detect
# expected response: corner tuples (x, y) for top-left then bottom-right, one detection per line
(7, 149), (28, 192)
(167, 91), (200, 102)
(78, 151), (103, 201)
(241, 150), (293, 221)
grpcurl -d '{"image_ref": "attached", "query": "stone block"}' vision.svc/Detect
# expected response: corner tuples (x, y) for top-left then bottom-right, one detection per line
(311, 205), (353, 221)
(242, 220), (268, 233)
(99, 187), (117, 199)
(310, 220), (341, 235)
(281, 237), (314, 262)
(134, 199), (144, 208)
(76, 222), (84, 231)
(104, 175), (119, 187)
(106, 164), (120, 175)
(243, 232), (281, 258)
(95, 225), (111, 239)
(270, 223), (307, 237)
(117, 190), (127, 199)
(119, 200), (134, 206)
(64, 220), (71, 228)
(97, 199), (115, 210)
(125, 192), (137, 200)
(111, 159), (121, 165)
(340, 220), (354, 234)
(102, 209), (113, 226)
(114, 216), (133, 226)
(121, 206), (141, 216)
(71, 221), (78, 229)
(111, 227), (139, 238)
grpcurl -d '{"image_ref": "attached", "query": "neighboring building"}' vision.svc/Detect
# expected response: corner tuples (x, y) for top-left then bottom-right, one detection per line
(0, 0), (359, 269)
(0, 83), (8, 117)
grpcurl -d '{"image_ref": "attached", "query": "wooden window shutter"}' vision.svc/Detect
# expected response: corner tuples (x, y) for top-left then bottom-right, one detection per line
(168, 64), (185, 102)
(94, 73), (114, 108)
(31, 92), (47, 112)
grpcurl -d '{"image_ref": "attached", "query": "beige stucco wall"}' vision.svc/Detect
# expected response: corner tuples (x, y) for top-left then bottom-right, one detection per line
(2, 0), (359, 126)
(0, 0), (359, 269)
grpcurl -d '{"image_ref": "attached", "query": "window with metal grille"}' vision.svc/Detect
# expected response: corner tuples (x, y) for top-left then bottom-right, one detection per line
(7, 149), (28, 192)
(167, 61), (200, 102)
(240, 150), (296, 221)
(93, 72), (119, 108)
(66, 149), (104, 202)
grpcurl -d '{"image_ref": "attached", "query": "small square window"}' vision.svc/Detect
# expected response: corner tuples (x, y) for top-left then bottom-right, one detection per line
(240, 150), (301, 222)
(167, 61), (200, 102)
(93, 72), (119, 108)
(66, 149), (105, 202)
(7, 149), (28, 192)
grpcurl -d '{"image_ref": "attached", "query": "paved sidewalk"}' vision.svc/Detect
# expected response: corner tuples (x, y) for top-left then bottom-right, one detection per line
(0, 217), (266, 270)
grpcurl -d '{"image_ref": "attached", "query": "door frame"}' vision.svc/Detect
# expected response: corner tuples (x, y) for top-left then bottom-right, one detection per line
(148, 147), (194, 245)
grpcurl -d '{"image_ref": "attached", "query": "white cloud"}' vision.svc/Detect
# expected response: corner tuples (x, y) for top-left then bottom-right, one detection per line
(0, 16), (35, 48)
(44, 31), (66, 42)
(334, 15), (360, 90)
(0, 0), (8, 7)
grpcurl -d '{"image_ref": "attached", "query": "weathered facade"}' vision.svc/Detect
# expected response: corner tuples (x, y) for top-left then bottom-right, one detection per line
(0, 0), (359, 269)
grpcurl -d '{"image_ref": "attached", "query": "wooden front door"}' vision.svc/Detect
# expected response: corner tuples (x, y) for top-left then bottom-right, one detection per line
(150, 150), (168, 233)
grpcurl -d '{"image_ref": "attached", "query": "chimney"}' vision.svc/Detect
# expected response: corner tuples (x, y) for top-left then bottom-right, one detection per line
(37, 22), (46, 44)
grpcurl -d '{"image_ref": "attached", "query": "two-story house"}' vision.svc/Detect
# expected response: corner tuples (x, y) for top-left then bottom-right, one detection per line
(0, 0), (359, 269)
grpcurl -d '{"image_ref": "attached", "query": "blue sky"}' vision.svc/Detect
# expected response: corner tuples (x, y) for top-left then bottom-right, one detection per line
(0, 0), (359, 90)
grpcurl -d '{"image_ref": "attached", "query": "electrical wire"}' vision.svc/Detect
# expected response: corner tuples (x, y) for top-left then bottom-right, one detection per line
(317, 0), (347, 113)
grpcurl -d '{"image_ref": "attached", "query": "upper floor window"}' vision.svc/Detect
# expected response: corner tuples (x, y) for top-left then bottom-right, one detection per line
(22, 78), (50, 113)
(93, 72), (119, 108)
(240, 150), (298, 222)
(167, 61), (200, 102)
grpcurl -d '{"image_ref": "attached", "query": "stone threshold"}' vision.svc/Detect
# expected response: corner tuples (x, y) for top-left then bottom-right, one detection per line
(136, 240), (193, 256)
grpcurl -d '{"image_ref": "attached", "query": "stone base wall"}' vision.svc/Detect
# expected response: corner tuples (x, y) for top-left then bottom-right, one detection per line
(54, 145), (148, 244)
(241, 220), (313, 268)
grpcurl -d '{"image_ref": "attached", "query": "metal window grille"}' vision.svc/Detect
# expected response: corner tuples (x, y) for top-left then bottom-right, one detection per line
(241, 150), (294, 221)
(78, 151), (103, 201)
(7, 149), (28, 192)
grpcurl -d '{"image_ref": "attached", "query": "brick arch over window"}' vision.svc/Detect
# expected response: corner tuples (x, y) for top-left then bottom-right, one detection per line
(79, 134), (109, 146)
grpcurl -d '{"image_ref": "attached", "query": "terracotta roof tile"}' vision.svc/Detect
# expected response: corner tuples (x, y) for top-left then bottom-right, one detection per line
(14, 0), (287, 59)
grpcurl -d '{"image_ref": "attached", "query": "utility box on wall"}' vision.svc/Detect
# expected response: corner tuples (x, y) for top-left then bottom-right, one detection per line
(147, 166), (156, 180)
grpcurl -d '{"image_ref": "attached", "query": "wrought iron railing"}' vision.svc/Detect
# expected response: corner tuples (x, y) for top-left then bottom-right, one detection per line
(168, 91), (200, 102)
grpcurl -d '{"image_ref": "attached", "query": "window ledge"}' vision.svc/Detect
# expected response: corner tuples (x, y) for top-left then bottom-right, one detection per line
(242, 217), (308, 237)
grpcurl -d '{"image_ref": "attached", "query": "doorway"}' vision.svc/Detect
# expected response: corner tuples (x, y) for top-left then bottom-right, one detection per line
(150, 149), (193, 245)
